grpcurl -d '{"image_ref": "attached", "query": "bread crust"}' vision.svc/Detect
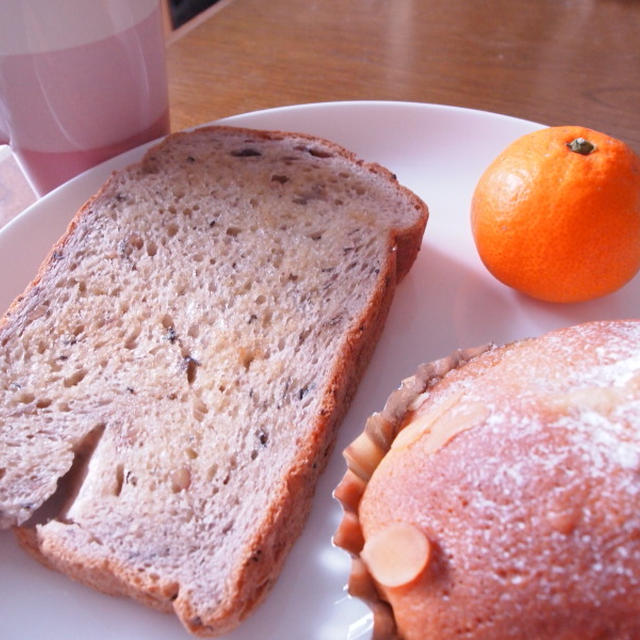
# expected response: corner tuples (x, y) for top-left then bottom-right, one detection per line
(0, 125), (427, 635)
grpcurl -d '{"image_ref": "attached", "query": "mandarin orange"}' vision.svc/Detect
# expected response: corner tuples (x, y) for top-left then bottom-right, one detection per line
(471, 126), (640, 302)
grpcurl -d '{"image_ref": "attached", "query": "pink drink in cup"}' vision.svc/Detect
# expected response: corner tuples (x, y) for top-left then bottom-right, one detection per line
(0, 0), (169, 196)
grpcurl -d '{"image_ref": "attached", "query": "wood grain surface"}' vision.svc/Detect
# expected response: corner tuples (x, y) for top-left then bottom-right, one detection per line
(2, 0), (639, 223)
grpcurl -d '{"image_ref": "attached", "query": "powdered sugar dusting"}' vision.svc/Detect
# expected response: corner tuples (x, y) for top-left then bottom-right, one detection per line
(566, 408), (640, 475)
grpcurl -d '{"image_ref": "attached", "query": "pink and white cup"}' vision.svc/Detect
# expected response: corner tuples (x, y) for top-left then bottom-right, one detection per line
(0, 0), (170, 196)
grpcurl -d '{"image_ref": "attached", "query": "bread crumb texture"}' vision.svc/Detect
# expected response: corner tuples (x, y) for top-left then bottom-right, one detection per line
(360, 320), (640, 640)
(0, 126), (427, 635)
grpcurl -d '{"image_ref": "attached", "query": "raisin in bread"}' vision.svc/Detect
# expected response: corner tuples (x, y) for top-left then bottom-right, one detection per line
(0, 126), (427, 636)
(335, 320), (640, 640)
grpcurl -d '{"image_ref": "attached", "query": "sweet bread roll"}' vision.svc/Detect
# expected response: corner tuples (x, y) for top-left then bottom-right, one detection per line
(335, 320), (640, 639)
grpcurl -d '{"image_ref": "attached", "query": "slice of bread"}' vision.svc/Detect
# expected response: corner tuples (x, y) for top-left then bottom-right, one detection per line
(0, 126), (427, 635)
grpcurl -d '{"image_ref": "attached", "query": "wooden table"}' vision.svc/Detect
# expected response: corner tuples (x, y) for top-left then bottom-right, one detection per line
(2, 0), (639, 225)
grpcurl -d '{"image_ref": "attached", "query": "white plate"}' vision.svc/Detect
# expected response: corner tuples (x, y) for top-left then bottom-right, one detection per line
(1, 101), (639, 640)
